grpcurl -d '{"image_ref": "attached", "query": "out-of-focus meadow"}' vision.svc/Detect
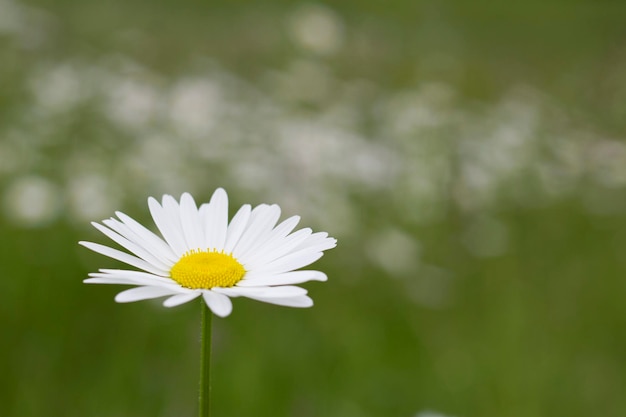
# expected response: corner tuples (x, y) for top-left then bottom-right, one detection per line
(2, 0), (626, 416)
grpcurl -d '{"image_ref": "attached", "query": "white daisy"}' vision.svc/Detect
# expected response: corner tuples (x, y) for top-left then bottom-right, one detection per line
(80, 188), (336, 317)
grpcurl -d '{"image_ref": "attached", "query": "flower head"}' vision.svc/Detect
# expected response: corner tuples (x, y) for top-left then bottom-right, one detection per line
(80, 188), (336, 317)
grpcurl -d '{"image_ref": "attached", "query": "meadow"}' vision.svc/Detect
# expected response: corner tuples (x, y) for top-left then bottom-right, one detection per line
(1, 0), (626, 416)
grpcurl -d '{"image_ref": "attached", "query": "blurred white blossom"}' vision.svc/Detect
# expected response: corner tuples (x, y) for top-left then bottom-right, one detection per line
(287, 3), (345, 55)
(0, 47), (621, 240)
(168, 78), (221, 138)
(367, 228), (420, 277)
(3, 176), (61, 227)
(104, 77), (162, 131)
(29, 64), (88, 114)
(66, 174), (121, 222)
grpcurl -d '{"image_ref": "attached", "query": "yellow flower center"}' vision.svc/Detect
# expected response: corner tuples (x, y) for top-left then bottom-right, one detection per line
(170, 250), (246, 289)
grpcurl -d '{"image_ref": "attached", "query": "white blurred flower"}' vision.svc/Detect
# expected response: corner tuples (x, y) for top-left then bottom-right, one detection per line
(3, 175), (61, 227)
(169, 78), (221, 138)
(29, 64), (87, 114)
(104, 77), (162, 130)
(588, 139), (626, 188)
(367, 228), (420, 277)
(287, 3), (344, 55)
(66, 174), (121, 223)
(0, 0), (24, 35)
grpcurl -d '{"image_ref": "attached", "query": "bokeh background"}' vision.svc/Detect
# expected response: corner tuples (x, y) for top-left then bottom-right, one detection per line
(2, 0), (626, 416)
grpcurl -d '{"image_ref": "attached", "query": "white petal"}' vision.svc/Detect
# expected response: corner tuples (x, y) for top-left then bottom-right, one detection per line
(237, 293), (314, 308)
(298, 231), (328, 245)
(237, 271), (327, 286)
(232, 204), (281, 259)
(79, 241), (170, 276)
(179, 193), (204, 251)
(115, 286), (180, 303)
(240, 216), (301, 265)
(149, 196), (188, 257)
(277, 215), (300, 235)
(96, 220), (172, 272)
(295, 232), (337, 252)
(115, 211), (178, 263)
(85, 274), (170, 286)
(84, 277), (140, 285)
(203, 188), (228, 251)
(202, 291), (233, 317)
(216, 285), (307, 298)
(223, 204), (251, 254)
(163, 292), (202, 307)
(90, 269), (176, 285)
(250, 215), (300, 253)
(292, 240), (337, 256)
(251, 250), (324, 275)
(163, 194), (194, 250)
(254, 295), (313, 308)
(242, 227), (312, 269)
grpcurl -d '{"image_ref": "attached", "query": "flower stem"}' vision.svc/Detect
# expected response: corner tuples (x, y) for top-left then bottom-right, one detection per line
(199, 300), (212, 417)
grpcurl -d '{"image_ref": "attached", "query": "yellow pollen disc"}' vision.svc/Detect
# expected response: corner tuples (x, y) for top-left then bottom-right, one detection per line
(170, 250), (246, 289)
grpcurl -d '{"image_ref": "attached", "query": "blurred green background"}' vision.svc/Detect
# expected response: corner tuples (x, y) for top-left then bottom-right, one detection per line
(2, 0), (626, 416)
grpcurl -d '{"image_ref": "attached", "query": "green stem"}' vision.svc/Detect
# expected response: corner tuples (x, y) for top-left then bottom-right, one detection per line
(199, 300), (212, 417)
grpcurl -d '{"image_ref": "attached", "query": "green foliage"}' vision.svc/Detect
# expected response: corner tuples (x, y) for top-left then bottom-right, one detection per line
(1, 0), (626, 416)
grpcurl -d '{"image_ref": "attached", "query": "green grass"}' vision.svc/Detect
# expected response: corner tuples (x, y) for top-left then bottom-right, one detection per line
(2, 0), (626, 416)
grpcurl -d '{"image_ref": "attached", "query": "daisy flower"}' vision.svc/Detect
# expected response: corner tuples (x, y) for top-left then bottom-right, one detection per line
(80, 188), (336, 317)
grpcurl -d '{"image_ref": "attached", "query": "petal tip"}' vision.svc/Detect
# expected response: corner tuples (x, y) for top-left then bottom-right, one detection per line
(114, 294), (131, 303)
(315, 272), (329, 281)
(180, 192), (194, 201)
(213, 187), (227, 197)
